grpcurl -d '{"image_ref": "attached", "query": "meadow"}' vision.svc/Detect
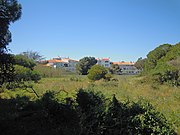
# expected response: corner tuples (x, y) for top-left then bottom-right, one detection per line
(0, 75), (179, 133)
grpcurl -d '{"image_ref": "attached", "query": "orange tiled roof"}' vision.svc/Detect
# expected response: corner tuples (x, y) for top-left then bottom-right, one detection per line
(48, 58), (78, 63)
(47, 59), (63, 63)
(112, 62), (135, 65)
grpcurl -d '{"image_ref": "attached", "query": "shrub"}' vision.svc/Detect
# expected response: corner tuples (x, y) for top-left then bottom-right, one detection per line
(0, 89), (177, 135)
(76, 89), (176, 135)
(105, 73), (113, 81)
(76, 89), (106, 134)
(14, 54), (36, 70)
(14, 65), (41, 83)
(87, 65), (108, 81)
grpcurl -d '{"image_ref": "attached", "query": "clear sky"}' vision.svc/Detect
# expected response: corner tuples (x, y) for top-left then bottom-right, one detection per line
(9, 0), (180, 62)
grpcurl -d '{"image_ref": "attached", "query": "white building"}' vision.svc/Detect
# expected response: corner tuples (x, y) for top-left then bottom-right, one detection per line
(97, 58), (111, 68)
(112, 61), (141, 75)
(47, 58), (78, 72)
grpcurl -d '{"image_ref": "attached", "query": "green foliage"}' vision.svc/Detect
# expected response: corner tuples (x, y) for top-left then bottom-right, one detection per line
(14, 54), (36, 70)
(134, 57), (146, 70)
(13, 65), (41, 83)
(0, 88), (177, 135)
(87, 65), (108, 81)
(76, 89), (176, 135)
(109, 64), (122, 75)
(0, 92), (80, 135)
(144, 44), (172, 72)
(0, 0), (22, 52)
(34, 64), (75, 78)
(0, 53), (14, 85)
(130, 101), (176, 134)
(143, 43), (180, 86)
(105, 73), (113, 81)
(20, 50), (45, 62)
(0, 0), (22, 86)
(76, 56), (97, 75)
(76, 89), (105, 134)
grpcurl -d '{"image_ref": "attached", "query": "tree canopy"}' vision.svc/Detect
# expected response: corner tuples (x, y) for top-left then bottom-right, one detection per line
(76, 56), (97, 75)
(0, 0), (22, 52)
(0, 0), (22, 85)
(134, 57), (146, 70)
(144, 44), (172, 72)
(143, 43), (180, 86)
(87, 65), (108, 81)
(14, 54), (36, 70)
(20, 50), (45, 62)
(109, 64), (122, 75)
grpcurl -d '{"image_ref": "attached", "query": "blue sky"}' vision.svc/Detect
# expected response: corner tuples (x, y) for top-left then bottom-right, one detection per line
(9, 0), (180, 62)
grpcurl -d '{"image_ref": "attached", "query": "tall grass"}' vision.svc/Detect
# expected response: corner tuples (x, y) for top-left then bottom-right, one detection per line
(0, 75), (179, 133)
(34, 64), (76, 78)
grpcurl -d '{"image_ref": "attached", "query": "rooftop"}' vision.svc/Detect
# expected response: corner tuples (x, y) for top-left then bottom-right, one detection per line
(112, 61), (135, 65)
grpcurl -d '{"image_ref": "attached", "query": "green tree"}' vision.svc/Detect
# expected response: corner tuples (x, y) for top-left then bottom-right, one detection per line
(87, 65), (108, 81)
(21, 50), (45, 62)
(134, 57), (146, 70)
(76, 57), (97, 75)
(14, 54), (36, 70)
(0, 54), (14, 85)
(0, 0), (22, 85)
(14, 65), (41, 83)
(144, 44), (172, 73)
(141, 43), (180, 86)
(109, 64), (122, 75)
(153, 43), (180, 86)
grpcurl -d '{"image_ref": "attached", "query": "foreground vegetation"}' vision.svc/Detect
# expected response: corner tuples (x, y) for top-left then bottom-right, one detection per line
(0, 75), (179, 134)
(0, 87), (177, 135)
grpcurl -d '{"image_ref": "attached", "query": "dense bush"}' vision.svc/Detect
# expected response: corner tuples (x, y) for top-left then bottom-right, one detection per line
(142, 43), (180, 86)
(13, 65), (41, 85)
(14, 54), (36, 70)
(0, 89), (176, 135)
(87, 65), (109, 81)
(1, 54), (41, 89)
(76, 57), (97, 75)
(109, 64), (122, 75)
(0, 54), (15, 86)
(0, 0), (22, 86)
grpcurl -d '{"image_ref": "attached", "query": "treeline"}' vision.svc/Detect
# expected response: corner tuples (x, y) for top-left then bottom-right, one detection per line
(0, 89), (176, 135)
(135, 43), (180, 86)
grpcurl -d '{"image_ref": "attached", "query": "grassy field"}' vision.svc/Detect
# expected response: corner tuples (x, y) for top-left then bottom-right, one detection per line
(0, 75), (180, 133)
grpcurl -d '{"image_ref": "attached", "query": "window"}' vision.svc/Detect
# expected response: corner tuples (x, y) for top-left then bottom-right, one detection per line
(64, 63), (68, 67)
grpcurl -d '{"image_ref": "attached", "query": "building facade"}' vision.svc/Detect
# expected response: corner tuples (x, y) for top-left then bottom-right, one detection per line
(47, 57), (78, 72)
(96, 58), (111, 68)
(112, 61), (141, 75)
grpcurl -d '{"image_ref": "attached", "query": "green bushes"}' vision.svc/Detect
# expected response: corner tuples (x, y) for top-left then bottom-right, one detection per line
(0, 54), (15, 85)
(14, 54), (36, 70)
(5, 65), (41, 89)
(14, 65), (41, 83)
(1, 89), (176, 135)
(87, 65), (111, 81)
(76, 90), (176, 135)
(142, 43), (180, 86)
